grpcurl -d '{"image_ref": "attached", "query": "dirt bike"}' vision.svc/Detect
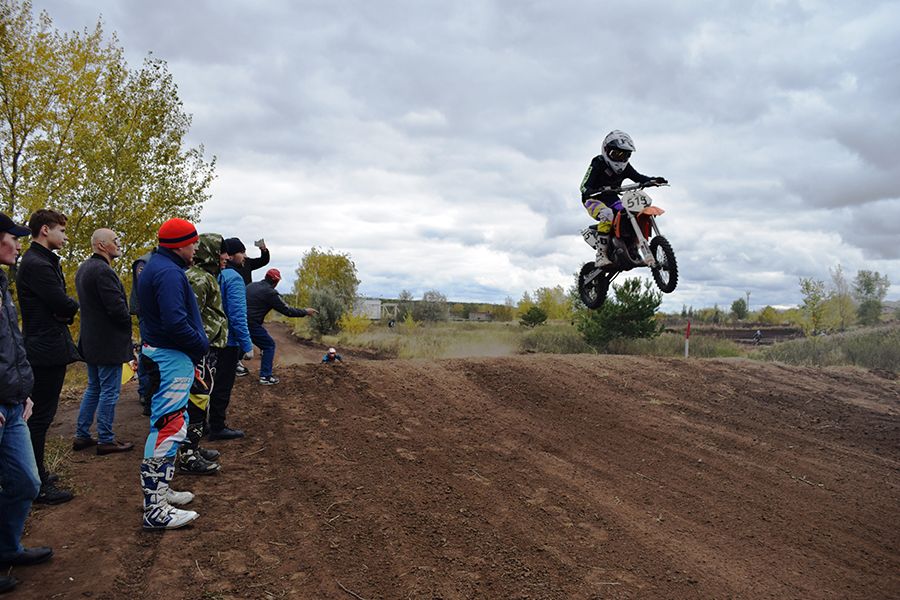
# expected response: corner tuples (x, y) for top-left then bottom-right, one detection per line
(577, 180), (678, 309)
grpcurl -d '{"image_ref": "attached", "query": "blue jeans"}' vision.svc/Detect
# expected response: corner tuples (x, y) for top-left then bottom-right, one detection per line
(248, 323), (276, 378)
(0, 403), (42, 555)
(76, 364), (123, 444)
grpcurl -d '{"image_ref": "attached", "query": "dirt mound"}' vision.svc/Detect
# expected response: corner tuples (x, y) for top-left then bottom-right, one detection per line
(12, 334), (900, 599)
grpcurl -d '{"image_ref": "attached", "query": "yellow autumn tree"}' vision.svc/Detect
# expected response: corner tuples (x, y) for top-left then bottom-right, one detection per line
(292, 247), (360, 309)
(0, 0), (215, 285)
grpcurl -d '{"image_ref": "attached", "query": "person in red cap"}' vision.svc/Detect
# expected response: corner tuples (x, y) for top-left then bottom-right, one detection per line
(134, 217), (209, 530)
(245, 268), (317, 385)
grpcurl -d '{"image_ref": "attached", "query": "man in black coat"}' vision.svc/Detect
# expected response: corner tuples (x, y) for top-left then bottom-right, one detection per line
(73, 229), (135, 456)
(0, 213), (53, 594)
(15, 209), (80, 505)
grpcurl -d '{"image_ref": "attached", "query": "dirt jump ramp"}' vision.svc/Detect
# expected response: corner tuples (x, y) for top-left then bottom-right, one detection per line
(17, 354), (900, 599)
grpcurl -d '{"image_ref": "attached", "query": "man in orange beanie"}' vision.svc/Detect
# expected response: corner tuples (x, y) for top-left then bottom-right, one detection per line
(135, 218), (209, 530)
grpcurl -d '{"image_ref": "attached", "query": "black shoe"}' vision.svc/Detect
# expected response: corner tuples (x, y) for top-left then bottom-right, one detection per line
(44, 472), (60, 484)
(0, 575), (16, 594)
(34, 483), (74, 505)
(235, 363), (249, 377)
(208, 426), (244, 440)
(177, 449), (220, 475)
(198, 446), (220, 461)
(0, 546), (53, 567)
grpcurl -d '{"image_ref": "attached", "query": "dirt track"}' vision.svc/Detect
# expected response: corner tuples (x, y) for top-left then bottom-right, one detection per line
(12, 323), (900, 599)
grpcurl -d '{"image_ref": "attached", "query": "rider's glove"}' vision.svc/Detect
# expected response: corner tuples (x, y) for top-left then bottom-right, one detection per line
(650, 177), (668, 185)
(610, 200), (624, 212)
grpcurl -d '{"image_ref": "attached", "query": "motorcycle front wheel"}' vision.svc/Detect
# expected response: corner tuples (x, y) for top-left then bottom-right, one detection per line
(649, 236), (678, 293)
(578, 262), (609, 309)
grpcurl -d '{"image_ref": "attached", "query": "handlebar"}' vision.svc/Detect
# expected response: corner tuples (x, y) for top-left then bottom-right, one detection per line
(587, 180), (668, 198)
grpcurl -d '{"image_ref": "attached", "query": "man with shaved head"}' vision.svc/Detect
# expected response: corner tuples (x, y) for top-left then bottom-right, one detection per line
(73, 228), (135, 455)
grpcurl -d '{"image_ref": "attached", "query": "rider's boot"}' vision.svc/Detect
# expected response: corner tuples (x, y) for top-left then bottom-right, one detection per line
(595, 235), (612, 267)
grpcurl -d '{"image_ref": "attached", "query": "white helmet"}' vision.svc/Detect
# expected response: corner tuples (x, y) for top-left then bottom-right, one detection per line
(601, 130), (635, 174)
(328, 347), (336, 354)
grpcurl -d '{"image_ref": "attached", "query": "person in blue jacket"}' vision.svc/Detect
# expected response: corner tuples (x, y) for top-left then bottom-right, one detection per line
(206, 238), (253, 440)
(136, 218), (209, 530)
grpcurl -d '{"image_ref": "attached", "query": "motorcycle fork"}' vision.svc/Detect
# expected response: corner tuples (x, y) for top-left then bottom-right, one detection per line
(627, 212), (656, 267)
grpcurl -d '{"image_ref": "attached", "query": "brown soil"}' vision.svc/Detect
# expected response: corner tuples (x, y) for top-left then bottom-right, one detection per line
(10, 323), (900, 599)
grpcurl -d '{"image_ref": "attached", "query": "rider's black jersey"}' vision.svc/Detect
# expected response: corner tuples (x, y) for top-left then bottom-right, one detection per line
(580, 156), (651, 201)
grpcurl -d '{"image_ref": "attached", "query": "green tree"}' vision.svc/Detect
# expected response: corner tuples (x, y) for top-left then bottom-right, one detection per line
(491, 296), (515, 322)
(576, 278), (663, 350)
(730, 297), (748, 321)
(799, 277), (827, 334)
(827, 264), (856, 331)
(412, 289), (448, 322)
(519, 305), (547, 328)
(853, 270), (890, 326)
(395, 289), (414, 321)
(1, 0), (214, 283)
(292, 247), (360, 309)
(533, 285), (572, 320)
(758, 305), (780, 325)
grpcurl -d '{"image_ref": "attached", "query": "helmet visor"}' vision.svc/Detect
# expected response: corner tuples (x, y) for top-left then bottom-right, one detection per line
(607, 147), (632, 162)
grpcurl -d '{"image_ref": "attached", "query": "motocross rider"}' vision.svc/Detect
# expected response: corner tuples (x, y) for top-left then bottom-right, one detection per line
(580, 130), (666, 267)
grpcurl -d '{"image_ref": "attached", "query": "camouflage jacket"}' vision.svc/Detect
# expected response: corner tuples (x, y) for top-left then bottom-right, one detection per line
(186, 233), (227, 348)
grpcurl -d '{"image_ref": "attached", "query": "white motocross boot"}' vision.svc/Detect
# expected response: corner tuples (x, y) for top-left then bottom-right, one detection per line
(141, 458), (199, 530)
(595, 235), (612, 267)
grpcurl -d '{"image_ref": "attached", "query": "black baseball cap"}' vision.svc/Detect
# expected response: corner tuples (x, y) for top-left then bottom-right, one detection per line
(0, 213), (31, 237)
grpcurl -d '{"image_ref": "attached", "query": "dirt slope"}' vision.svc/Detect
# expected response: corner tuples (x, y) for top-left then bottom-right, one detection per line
(11, 325), (900, 599)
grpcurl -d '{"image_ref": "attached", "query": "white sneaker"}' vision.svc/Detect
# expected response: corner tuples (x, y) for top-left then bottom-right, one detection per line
(167, 489), (195, 506)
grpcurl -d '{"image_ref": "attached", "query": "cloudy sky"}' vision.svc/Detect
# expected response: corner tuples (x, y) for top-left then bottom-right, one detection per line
(35, 0), (900, 312)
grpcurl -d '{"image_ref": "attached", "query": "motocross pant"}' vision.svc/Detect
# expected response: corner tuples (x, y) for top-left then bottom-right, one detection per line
(582, 190), (619, 234)
(140, 345), (192, 459)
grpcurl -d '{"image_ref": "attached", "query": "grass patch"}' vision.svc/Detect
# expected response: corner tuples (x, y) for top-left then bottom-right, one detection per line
(44, 435), (74, 481)
(752, 325), (900, 372)
(604, 332), (744, 358)
(520, 324), (594, 354)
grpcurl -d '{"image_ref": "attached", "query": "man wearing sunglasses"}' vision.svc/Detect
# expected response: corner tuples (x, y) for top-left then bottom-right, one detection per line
(579, 130), (667, 267)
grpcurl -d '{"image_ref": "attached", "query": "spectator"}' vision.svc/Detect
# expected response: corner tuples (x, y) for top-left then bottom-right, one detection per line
(180, 233), (229, 474)
(136, 218), (209, 530)
(222, 237), (265, 377)
(130, 250), (154, 415)
(322, 347), (343, 363)
(207, 238), (253, 440)
(0, 213), (52, 595)
(72, 229), (135, 456)
(15, 209), (79, 505)
(226, 237), (269, 285)
(246, 269), (317, 385)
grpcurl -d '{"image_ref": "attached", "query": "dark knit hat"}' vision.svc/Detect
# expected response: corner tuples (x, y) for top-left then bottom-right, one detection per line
(265, 268), (282, 284)
(223, 237), (246, 255)
(158, 218), (198, 249)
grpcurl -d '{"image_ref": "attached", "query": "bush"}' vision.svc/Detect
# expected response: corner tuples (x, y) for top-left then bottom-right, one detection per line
(308, 288), (344, 336)
(338, 311), (371, 335)
(753, 325), (899, 371)
(519, 306), (548, 328)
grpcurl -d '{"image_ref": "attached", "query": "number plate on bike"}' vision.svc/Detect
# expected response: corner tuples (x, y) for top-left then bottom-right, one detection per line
(621, 190), (652, 212)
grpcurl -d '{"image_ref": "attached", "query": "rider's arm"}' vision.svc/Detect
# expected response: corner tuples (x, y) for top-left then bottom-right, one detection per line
(623, 163), (651, 184)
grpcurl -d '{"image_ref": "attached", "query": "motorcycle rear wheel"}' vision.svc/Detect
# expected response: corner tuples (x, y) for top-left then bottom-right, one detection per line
(578, 262), (609, 309)
(649, 236), (678, 293)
